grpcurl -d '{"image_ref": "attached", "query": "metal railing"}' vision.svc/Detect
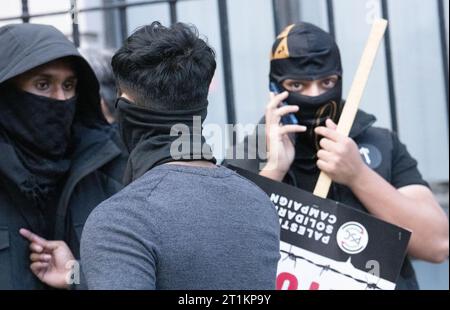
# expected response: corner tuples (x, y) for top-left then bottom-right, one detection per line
(0, 0), (449, 135)
(0, 0), (237, 131)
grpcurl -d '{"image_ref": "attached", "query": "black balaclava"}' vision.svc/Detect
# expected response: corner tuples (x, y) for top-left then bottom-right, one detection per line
(116, 97), (216, 184)
(0, 87), (76, 201)
(269, 22), (344, 172)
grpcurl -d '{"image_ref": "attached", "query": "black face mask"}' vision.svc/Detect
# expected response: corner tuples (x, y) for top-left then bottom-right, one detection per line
(0, 89), (76, 155)
(269, 23), (344, 171)
(284, 79), (343, 151)
(116, 97), (216, 184)
(0, 88), (76, 201)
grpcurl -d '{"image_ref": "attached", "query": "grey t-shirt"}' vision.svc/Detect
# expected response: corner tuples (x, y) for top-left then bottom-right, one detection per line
(81, 164), (280, 290)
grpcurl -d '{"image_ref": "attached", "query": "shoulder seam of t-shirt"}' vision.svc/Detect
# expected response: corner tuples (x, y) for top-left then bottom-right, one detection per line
(137, 170), (171, 262)
(145, 169), (172, 200)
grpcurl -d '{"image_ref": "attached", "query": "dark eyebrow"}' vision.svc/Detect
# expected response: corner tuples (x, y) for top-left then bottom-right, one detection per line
(33, 74), (52, 79)
(32, 74), (78, 81)
(288, 80), (310, 84)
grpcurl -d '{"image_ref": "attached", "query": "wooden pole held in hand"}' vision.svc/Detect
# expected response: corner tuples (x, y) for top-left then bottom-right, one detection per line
(313, 19), (388, 198)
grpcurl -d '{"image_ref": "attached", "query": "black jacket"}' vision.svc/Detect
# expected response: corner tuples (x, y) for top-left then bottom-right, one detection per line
(0, 24), (127, 289)
(223, 110), (427, 290)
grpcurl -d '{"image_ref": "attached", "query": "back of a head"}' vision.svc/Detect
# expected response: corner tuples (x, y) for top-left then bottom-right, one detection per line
(112, 22), (216, 112)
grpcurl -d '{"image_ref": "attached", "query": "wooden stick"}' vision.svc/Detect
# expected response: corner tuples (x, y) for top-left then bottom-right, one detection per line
(313, 19), (388, 198)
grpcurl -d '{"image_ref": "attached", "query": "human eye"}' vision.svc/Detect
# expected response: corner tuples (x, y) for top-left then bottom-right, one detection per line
(289, 81), (304, 92)
(35, 80), (50, 91)
(63, 79), (77, 91)
(322, 77), (337, 89)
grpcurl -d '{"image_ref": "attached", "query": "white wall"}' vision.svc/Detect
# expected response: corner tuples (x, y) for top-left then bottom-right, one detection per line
(0, 0), (23, 26)
(388, 0), (449, 182)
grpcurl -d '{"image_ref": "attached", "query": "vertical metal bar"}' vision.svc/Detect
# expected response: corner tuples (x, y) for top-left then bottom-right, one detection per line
(71, 0), (80, 47)
(21, 0), (30, 23)
(169, 0), (178, 25)
(272, 0), (281, 35)
(380, 0), (399, 133)
(272, 0), (300, 36)
(72, 23), (80, 47)
(217, 0), (237, 148)
(118, 0), (128, 43)
(326, 0), (335, 38)
(437, 0), (449, 127)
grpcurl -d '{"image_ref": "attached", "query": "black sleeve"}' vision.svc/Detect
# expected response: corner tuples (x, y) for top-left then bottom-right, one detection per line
(390, 132), (429, 189)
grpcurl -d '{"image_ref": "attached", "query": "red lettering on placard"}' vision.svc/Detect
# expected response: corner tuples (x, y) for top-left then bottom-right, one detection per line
(309, 282), (320, 290)
(277, 273), (322, 290)
(276, 272), (298, 290)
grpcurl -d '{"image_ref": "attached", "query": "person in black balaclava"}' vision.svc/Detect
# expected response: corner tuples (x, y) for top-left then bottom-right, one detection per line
(223, 22), (449, 290)
(270, 23), (343, 171)
(0, 23), (127, 290)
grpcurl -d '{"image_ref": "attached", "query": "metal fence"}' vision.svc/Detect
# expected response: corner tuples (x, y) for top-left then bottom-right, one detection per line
(0, 0), (448, 134)
(0, 0), (238, 129)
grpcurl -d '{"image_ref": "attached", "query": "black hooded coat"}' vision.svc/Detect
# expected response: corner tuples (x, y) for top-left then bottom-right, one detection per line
(0, 24), (127, 289)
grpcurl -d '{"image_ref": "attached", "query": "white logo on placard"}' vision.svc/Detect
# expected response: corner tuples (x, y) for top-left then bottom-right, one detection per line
(336, 222), (369, 254)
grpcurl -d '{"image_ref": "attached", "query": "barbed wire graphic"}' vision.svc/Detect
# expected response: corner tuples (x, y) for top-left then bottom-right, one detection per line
(280, 249), (383, 290)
